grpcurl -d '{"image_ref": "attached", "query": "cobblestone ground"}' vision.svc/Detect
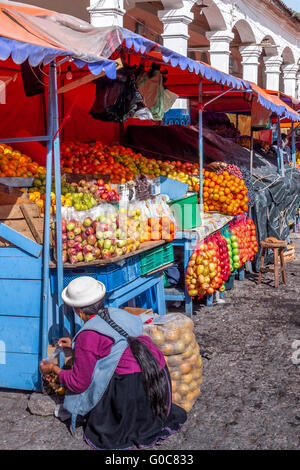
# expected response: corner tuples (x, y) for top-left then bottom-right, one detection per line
(1, 234), (300, 450)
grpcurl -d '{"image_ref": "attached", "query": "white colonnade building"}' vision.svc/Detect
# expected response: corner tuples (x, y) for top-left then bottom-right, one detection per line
(18, 0), (300, 98)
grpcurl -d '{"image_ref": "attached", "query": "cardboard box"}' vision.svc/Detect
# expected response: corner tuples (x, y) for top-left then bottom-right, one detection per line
(123, 307), (153, 316)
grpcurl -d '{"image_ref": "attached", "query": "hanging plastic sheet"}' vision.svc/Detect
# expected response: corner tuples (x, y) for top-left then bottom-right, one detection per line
(89, 66), (146, 122)
(253, 168), (300, 270)
(137, 70), (178, 121)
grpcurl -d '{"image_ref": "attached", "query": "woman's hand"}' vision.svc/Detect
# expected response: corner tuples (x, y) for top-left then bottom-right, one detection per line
(57, 337), (72, 348)
(40, 359), (53, 374)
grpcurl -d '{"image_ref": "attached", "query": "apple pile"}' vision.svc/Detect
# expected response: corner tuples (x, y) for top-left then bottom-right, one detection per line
(185, 217), (259, 297)
(95, 179), (120, 203)
(223, 230), (241, 272)
(61, 141), (135, 183)
(60, 208), (145, 264)
(61, 140), (201, 188)
(186, 240), (224, 299)
(211, 232), (231, 284)
(229, 217), (258, 265)
(62, 215), (129, 265)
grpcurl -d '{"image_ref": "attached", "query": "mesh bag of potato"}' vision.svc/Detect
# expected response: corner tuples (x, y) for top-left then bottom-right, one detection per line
(143, 313), (202, 413)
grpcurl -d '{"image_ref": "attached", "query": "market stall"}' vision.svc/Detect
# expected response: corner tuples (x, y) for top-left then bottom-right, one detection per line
(0, 2), (252, 393)
(2, 1), (298, 398)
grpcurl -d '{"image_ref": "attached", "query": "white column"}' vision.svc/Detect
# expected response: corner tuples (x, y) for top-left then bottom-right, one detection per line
(158, 6), (194, 57)
(296, 73), (300, 100)
(88, 0), (125, 27)
(239, 45), (262, 84)
(263, 56), (283, 91)
(282, 64), (299, 98)
(158, 5), (194, 111)
(206, 30), (234, 74)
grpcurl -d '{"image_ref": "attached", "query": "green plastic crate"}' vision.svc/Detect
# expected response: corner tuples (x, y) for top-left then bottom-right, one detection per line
(168, 193), (202, 230)
(139, 243), (174, 276)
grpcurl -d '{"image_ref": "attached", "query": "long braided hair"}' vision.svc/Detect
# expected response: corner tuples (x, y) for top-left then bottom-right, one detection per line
(80, 300), (170, 420)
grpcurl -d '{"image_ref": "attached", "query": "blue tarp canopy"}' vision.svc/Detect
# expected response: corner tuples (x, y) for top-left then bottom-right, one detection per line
(0, 2), (249, 91)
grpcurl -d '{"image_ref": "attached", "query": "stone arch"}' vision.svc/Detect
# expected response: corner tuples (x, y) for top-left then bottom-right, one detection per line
(281, 46), (295, 65)
(191, 0), (227, 31)
(260, 35), (278, 57)
(188, 1), (228, 66)
(258, 36), (279, 89)
(232, 19), (257, 45)
(230, 20), (258, 81)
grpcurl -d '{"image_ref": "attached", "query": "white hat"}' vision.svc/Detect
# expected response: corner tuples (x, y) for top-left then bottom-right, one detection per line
(62, 276), (106, 308)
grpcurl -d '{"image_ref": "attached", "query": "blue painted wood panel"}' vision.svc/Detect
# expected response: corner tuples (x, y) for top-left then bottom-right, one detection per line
(0, 352), (41, 391)
(0, 316), (40, 354)
(0, 223), (42, 258)
(0, 279), (42, 317)
(0, 251), (43, 280)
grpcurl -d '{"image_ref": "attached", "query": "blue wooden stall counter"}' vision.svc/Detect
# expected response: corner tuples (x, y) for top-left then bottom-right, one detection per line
(0, 224), (43, 391)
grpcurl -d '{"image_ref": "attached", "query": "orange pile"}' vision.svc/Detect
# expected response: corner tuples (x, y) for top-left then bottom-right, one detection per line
(140, 216), (176, 243)
(203, 170), (249, 216)
(0, 144), (45, 177)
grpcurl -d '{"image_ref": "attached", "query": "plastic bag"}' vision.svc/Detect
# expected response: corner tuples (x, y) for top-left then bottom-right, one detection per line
(169, 354), (202, 412)
(90, 67), (145, 122)
(137, 70), (178, 121)
(56, 202), (144, 264)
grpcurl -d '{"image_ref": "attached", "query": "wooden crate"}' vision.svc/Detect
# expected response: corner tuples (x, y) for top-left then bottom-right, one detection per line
(123, 307), (153, 316)
(0, 201), (44, 246)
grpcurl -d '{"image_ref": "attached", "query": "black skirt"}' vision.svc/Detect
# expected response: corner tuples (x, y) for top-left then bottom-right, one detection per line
(83, 366), (187, 450)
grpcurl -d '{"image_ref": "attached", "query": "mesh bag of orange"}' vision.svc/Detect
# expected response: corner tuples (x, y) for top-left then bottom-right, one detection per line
(143, 313), (202, 413)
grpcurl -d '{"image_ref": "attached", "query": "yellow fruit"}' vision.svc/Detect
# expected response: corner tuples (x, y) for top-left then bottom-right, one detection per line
(165, 329), (180, 342)
(173, 340), (185, 354)
(150, 328), (165, 346)
(181, 331), (194, 346)
(186, 391), (195, 402)
(181, 373), (193, 385)
(161, 343), (174, 355)
(180, 400), (193, 412)
(169, 369), (182, 381)
(191, 368), (202, 380)
(172, 392), (181, 404)
(171, 381), (177, 392)
(178, 383), (189, 396)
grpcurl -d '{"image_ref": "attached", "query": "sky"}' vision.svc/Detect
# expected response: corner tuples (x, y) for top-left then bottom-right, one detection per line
(282, 0), (299, 12)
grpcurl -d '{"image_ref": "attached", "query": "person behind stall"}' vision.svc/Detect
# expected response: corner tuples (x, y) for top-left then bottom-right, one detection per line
(270, 134), (291, 164)
(40, 277), (187, 450)
(281, 133), (291, 164)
